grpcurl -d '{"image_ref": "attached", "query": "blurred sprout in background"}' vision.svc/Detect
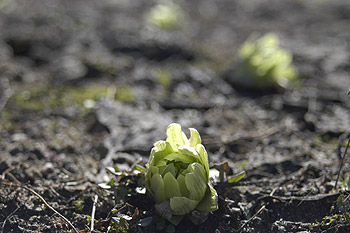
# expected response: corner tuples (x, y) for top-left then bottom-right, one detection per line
(232, 33), (299, 89)
(145, 0), (185, 30)
(145, 123), (218, 225)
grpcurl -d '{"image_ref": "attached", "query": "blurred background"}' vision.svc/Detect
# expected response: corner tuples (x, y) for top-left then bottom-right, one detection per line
(1, 0), (350, 232)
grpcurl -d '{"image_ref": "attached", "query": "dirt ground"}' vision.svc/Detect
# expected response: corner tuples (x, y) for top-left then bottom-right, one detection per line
(1, 0), (350, 232)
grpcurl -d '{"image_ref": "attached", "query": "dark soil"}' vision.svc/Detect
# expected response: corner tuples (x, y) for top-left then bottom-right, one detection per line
(1, 0), (350, 232)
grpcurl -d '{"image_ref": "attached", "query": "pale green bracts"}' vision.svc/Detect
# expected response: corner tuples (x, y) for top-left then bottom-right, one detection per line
(145, 123), (218, 225)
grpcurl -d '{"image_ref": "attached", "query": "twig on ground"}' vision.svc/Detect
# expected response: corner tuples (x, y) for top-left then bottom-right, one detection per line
(1, 204), (20, 232)
(1, 166), (15, 180)
(106, 203), (134, 220)
(90, 194), (98, 233)
(335, 134), (350, 189)
(1, 163), (23, 184)
(0, 180), (79, 233)
(236, 205), (266, 233)
(3, 171), (21, 184)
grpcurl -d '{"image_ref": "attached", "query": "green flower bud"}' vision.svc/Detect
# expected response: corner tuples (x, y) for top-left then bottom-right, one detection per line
(145, 123), (218, 225)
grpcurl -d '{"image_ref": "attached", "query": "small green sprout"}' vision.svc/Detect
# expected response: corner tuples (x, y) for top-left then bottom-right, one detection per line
(233, 33), (299, 89)
(145, 0), (183, 29)
(316, 214), (344, 227)
(340, 175), (350, 189)
(145, 123), (218, 225)
(74, 200), (84, 211)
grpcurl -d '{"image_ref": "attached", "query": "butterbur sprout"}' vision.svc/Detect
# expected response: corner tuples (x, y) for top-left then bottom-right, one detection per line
(233, 33), (299, 89)
(145, 123), (218, 225)
(145, 0), (183, 30)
